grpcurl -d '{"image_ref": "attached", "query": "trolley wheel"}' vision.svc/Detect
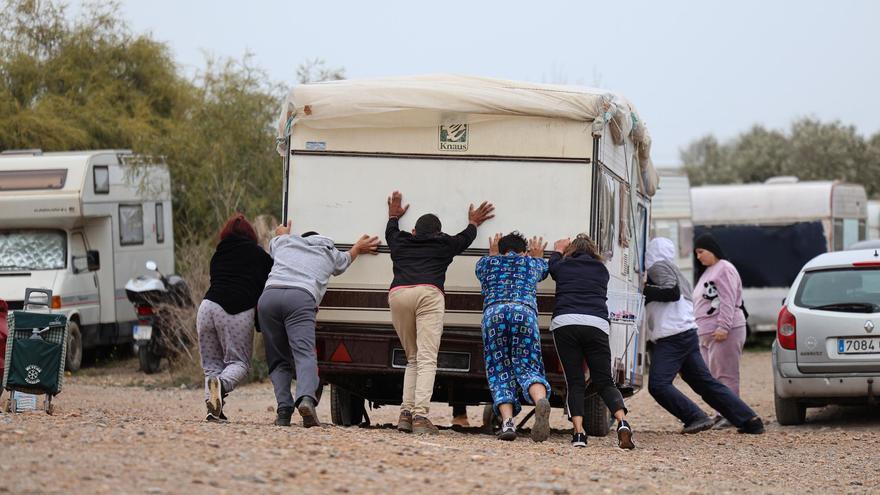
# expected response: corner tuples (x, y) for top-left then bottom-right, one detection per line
(482, 404), (501, 433)
(65, 320), (83, 372)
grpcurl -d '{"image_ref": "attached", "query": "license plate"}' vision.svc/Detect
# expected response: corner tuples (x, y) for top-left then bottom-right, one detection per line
(133, 325), (152, 341)
(838, 337), (880, 354)
(392, 348), (471, 372)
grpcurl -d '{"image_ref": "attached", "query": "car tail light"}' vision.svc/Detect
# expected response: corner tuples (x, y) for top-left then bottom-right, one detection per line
(853, 261), (880, 267)
(137, 305), (154, 316)
(777, 305), (796, 350)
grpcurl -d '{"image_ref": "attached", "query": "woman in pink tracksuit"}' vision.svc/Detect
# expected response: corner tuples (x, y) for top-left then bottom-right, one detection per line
(692, 234), (747, 401)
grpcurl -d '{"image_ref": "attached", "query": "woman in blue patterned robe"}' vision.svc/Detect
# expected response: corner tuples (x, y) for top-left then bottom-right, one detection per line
(475, 231), (552, 442)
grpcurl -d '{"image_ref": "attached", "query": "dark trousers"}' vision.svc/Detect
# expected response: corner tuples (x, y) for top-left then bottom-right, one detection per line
(648, 328), (756, 427)
(258, 287), (320, 410)
(552, 324), (627, 418)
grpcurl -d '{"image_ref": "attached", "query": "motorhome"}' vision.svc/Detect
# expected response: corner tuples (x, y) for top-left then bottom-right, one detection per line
(650, 168), (694, 282)
(0, 150), (173, 371)
(691, 178), (867, 333)
(276, 75), (657, 434)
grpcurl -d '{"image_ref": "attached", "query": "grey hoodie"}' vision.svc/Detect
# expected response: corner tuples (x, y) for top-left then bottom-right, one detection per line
(644, 238), (696, 341)
(265, 234), (352, 303)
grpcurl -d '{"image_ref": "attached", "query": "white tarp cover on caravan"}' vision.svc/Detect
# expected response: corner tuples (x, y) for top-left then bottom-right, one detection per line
(276, 74), (658, 195)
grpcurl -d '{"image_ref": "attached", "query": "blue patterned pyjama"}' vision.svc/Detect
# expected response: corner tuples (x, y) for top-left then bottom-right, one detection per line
(482, 302), (550, 416)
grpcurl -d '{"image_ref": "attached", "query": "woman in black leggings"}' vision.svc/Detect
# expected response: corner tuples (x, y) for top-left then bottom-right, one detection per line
(549, 234), (634, 449)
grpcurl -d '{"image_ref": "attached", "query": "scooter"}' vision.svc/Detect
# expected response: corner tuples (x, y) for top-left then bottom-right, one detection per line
(124, 261), (192, 374)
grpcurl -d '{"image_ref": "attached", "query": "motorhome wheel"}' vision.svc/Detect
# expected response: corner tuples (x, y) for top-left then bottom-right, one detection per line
(65, 321), (83, 372)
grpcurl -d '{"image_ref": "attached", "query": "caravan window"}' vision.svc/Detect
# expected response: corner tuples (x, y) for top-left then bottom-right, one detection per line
(93, 166), (109, 194)
(0, 229), (66, 271)
(597, 173), (617, 259)
(156, 202), (165, 243)
(119, 204), (144, 246)
(0, 169), (67, 191)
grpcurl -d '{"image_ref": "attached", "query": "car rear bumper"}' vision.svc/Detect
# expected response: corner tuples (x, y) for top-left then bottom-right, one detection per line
(773, 341), (880, 400)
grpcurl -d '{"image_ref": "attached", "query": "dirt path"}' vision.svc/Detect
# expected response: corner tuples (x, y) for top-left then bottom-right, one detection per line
(1, 351), (878, 494)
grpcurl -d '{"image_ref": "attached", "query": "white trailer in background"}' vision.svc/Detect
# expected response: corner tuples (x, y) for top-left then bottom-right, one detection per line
(866, 200), (880, 240)
(650, 168), (694, 282)
(691, 178), (867, 333)
(0, 150), (173, 370)
(276, 74), (658, 433)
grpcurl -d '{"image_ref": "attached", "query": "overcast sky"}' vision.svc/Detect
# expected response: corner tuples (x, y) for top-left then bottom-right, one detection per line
(96, 1), (879, 165)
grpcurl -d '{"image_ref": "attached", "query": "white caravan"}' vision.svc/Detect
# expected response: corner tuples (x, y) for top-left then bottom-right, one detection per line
(0, 150), (173, 370)
(650, 168), (694, 282)
(276, 75), (658, 433)
(691, 178), (867, 333)
(866, 200), (880, 240)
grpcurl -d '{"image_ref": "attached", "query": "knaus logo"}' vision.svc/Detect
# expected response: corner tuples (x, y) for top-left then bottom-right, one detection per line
(439, 124), (468, 151)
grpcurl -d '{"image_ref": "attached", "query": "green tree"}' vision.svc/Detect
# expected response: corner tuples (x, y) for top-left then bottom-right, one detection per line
(682, 118), (880, 196)
(0, 0), (189, 152)
(152, 55), (283, 240)
(0, 0), (285, 243)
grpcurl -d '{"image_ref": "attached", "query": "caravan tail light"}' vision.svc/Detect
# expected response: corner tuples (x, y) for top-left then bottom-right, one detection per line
(777, 306), (797, 350)
(137, 305), (154, 317)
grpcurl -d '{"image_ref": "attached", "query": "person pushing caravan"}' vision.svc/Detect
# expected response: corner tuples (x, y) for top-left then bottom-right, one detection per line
(259, 220), (380, 427)
(385, 190), (495, 434)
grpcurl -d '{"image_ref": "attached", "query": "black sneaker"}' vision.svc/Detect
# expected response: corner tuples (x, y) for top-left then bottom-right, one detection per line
(498, 418), (517, 441)
(681, 415), (715, 434)
(207, 377), (223, 418)
(571, 431), (587, 448)
(617, 420), (635, 450)
(737, 417), (765, 435)
(275, 406), (294, 426)
(298, 397), (320, 428)
(530, 398), (551, 443)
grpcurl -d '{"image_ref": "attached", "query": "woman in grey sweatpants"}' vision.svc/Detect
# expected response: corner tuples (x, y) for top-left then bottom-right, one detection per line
(258, 223), (378, 427)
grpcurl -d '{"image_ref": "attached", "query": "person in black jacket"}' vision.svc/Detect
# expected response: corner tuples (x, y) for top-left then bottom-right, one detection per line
(549, 234), (635, 449)
(198, 213), (274, 422)
(386, 190), (494, 434)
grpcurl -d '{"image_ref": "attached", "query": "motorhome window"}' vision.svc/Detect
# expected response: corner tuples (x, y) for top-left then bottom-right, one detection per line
(0, 169), (66, 191)
(597, 173), (617, 259)
(93, 165), (109, 194)
(156, 202), (165, 243)
(0, 229), (66, 271)
(794, 268), (880, 310)
(119, 204), (144, 246)
(694, 222), (826, 288)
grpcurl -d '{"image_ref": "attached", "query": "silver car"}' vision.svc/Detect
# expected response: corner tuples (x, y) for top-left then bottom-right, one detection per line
(773, 248), (880, 425)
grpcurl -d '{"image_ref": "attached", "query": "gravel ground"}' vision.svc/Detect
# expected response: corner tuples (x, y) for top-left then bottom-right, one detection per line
(1, 350), (878, 495)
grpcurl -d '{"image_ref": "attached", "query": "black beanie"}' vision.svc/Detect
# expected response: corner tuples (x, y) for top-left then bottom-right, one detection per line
(694, 233), (725, 260)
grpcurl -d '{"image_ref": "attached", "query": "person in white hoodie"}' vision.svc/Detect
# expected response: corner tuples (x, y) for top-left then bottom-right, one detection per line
(644, 238), (764, 434)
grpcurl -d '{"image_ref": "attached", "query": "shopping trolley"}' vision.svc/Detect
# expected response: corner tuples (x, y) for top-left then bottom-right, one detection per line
(2, 289), (69, 414)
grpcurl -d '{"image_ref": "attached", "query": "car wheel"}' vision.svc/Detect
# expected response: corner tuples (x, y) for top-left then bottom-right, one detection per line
(774, 393), (806, 425)
(329, 384), (366, 426)
(585, 392), (613, 437)
(65, 320), (83, 372)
